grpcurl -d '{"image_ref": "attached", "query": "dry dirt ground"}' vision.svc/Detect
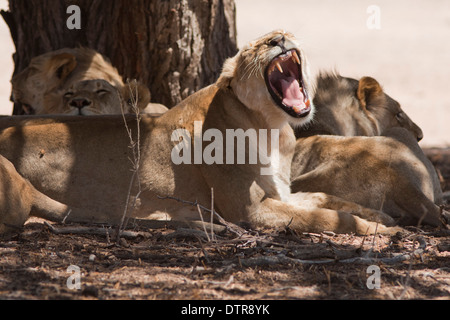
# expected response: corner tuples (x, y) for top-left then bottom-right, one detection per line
(0, 149), (449, 302)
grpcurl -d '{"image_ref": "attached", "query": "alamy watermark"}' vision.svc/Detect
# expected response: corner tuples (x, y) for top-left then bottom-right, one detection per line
(66, 265), (81, 290)
(367, 5), (381, 30)
(366, 265), (381, 289)
(171, 121), (280, 176)
(67, 5), (81, 30)
(67, 4), (382, 31)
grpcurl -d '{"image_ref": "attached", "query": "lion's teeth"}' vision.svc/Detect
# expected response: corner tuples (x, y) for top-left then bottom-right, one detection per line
(276, 62), (283, 73)
(270, 63), (277, 74)
(292, 51), (301, 65)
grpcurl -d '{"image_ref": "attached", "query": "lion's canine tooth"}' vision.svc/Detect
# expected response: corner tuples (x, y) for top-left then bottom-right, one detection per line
(276, 62), (283, 73)
(292, 51), (301, 65)
(293, 105), (303, 113)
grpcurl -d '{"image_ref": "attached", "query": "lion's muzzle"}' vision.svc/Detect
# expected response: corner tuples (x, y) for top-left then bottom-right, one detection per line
(265, 49), (311, 118)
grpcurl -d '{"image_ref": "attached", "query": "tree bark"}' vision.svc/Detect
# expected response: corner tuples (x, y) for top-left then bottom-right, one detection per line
(1, 0), (237, 114)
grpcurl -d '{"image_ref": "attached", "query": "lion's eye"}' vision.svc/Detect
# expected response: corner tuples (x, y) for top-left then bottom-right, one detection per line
(64, 92), (74, 99)
(269, 39), (278, 46)
(96, 89), (108, 95)
(396, 112), (404, 121)
(268, 35), (285, 47)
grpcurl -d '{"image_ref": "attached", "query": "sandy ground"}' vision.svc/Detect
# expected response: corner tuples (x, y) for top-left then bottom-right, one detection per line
(0, 0), (449, 147)
(1, 218), (449, 301)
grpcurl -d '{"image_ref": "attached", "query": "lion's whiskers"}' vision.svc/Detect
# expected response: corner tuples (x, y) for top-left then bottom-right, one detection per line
(240, 57), (264, 80)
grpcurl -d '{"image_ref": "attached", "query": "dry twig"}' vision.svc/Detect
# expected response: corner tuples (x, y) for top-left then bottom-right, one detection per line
(116, 80), (142, 243)
(238, 252), (413, 268)
(44, 221), (150, 239)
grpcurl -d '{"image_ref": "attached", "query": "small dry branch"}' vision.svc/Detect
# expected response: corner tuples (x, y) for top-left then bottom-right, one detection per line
(44, 222), (150, 239)
(238, 252), (414, 268)
(116, 80), (142, 243)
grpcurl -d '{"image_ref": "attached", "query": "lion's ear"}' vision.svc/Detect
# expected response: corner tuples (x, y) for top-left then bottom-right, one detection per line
(22, 104), (35, 115)
(122, 80), (151, 111)
(47, 53), (77, 81)
(357, 76), (383, 109)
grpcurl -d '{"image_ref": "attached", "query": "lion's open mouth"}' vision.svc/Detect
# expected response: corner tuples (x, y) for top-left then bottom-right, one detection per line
(265, 50), (311, 118)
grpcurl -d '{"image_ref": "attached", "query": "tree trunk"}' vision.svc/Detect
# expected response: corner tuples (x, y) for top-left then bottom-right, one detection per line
(1, 0), (238, 114)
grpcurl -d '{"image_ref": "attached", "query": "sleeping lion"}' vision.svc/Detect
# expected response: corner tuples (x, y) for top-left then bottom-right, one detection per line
(11, 47), (167, 115)
(0, 30), (401, 235)
(291, 73), (446, 227)
(42, 79), (124, 116)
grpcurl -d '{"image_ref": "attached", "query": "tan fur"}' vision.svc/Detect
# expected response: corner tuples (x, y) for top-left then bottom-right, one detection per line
(291, 129), (445, 227)
(0, 155), (70, 235)
(141, 103), (169, 115)
(0, 31), (402, 235)
(291, 73), (445, 227)
(122, 79), (168, 115)
(42, 79), (123, 115)
(296, 72), (423, 140)
(12, 48), (152, 115)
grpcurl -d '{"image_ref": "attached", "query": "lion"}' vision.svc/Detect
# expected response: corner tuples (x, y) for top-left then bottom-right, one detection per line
(39, 79), (168, 116)
(41, 79), (124, 116)
(123, 79), (169, 115)
(291, 129), (445, 226)
(0, 30), (402, 235)
(11, 47), (157, 115)
(295, 72), (423, 140)
(291, 73), (445, 226)
(0, 154), (70, 235)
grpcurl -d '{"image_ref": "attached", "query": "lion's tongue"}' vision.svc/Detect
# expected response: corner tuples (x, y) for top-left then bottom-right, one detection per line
(280, 76), (305, 108)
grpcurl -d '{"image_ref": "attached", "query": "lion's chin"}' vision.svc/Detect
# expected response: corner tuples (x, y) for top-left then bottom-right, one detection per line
(287, 105), (315, 128)
(265, 49), (312, 119)
(63, 108), (99, 116)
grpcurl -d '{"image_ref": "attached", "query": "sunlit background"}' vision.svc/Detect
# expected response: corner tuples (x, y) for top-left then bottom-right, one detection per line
(0, 0), (13, 116)
(0, 0), (449, 147)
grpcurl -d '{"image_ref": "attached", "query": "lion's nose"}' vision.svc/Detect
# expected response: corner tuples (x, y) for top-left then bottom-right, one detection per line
(415, 127), (424, 142)
(417, 132), (424, 142)
(70, 98), (92, 109)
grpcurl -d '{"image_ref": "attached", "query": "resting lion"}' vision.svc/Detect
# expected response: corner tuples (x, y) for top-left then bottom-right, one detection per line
(0, 155), (71, 235)
(11, 47), (164, 115)
(40, 79), (168, 116)
(291, 73), (445, 226)
(41, 79), (123, 116)
(295, 72), (423, 141)
(0, 31), (402, 235)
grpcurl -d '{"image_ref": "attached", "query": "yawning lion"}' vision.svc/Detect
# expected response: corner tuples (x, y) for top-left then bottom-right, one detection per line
(0, 31), (401, 235)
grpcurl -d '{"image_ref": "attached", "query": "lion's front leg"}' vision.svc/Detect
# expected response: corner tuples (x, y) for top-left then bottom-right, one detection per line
(248, 197), (402, 235)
